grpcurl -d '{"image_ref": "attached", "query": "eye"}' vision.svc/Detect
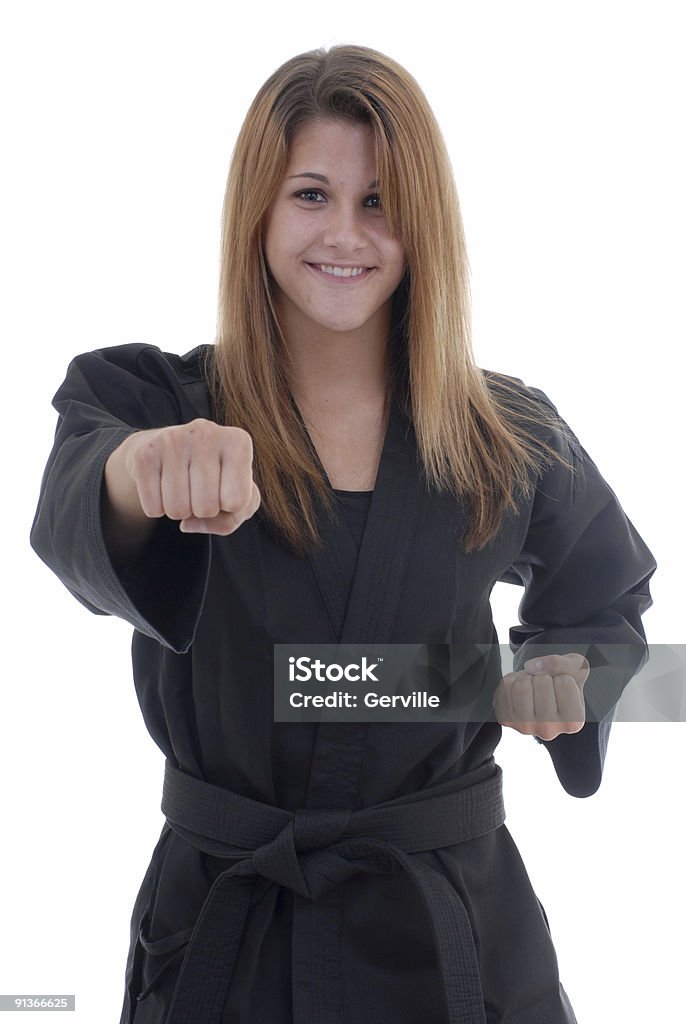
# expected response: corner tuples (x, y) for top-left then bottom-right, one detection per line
(294, 189), (325, 203)
(365, 193), (383, 210)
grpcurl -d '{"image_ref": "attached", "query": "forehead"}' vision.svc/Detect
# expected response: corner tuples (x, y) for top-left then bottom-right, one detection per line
(285, 118), (377, 175)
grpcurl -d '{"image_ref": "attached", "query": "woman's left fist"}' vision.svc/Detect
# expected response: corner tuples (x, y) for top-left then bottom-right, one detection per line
(492, 653), (591, 740)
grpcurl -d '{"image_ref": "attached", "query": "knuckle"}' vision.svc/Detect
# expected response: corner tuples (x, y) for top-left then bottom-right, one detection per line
(130, 440), (160, 474)
(138, 495), (162, 518)
(218, 484), (238, 512)
(233, 426), (254, 453)
(173, 418), (217, 452)
(179, 421), (205, 446)
(195, 502), (221, 520)
(512, 674), (531, 689)
(225, 426), (254, 463)
(186, 417), (214, 434)
(163, 499), (192, 521)
(221, 476), (253, 512)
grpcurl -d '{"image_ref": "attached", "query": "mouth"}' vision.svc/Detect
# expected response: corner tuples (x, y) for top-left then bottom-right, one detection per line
(306, 263), (376, 281)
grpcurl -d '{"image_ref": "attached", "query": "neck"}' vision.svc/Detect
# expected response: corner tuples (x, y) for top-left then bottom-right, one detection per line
(279, 307), (392, 414)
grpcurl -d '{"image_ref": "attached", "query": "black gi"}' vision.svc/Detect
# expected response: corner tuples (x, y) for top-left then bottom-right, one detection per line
(30, 344), (656, 1023)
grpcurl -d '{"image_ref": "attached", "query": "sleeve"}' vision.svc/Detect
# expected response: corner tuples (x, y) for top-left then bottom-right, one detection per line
(29, 344), (212, 654)
(500, 386), (657, 798)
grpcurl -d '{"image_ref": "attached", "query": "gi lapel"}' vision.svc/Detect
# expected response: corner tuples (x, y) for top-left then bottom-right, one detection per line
(306, 394), (425, 648)
(291, 396), (426, 1024)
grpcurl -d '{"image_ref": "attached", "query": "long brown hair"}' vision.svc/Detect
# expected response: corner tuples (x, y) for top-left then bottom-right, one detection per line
(210, 44), (575, 556)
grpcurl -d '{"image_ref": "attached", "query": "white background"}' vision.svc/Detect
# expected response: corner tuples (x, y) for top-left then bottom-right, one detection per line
(1, 1), (683, 1022)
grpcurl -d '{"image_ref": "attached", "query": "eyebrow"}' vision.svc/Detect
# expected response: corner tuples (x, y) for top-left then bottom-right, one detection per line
(286, 172), (379, 189)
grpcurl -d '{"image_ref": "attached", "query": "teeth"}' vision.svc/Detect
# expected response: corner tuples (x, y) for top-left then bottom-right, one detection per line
(316, 264), (368, 278)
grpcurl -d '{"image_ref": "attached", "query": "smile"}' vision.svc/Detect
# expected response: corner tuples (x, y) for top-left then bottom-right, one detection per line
(307, 263), (374, 280)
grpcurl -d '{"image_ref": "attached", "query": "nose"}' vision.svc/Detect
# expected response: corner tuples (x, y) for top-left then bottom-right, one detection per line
(321, 200), (367, 253)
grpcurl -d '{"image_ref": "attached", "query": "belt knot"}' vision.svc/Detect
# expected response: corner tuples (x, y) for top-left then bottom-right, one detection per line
(250, 806), (354, 900)
(159, 758), (505, 1024)
(293, 806), (354, 851)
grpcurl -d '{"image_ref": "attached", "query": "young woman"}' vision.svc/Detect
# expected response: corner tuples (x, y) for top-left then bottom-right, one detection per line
(31, 44), (656, 1024)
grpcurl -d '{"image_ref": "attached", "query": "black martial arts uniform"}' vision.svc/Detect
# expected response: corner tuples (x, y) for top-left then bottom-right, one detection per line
(30, 344), (656, 1024)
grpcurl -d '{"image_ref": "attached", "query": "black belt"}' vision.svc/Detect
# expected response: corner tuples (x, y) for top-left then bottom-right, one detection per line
(144, 757), (506, 1023)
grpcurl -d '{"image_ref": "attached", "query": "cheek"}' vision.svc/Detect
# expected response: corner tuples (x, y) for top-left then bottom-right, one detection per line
(263, 210), (290, 269)
(264, 223), (279, 262)
(376, 232), (406, 274)
(265, 222), (305, 278)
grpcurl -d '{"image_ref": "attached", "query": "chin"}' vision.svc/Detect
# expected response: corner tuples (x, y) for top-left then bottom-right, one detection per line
(329, 324), (373, 337)
(323, 319), (369, 333)
(309, 310), (376, 334)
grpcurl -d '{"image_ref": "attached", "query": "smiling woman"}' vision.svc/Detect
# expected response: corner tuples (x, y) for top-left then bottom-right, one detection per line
(262, 117), (407, 475)
(264, 117), (407, 347)
(30, 43), (656, 1024)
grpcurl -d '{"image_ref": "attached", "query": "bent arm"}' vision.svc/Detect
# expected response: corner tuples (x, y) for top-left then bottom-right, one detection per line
(501, 387), (656, 797)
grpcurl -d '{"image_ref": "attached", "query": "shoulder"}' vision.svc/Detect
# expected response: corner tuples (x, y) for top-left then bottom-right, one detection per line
(54, 342), (216, 425)
(479, 366), (560, 415)
(71, 341), (213, 385)
(478, 367), (584, 464)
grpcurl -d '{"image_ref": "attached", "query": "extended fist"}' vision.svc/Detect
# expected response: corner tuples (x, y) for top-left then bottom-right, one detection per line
(492, 653), (590, 741)
(109, 418), (261, 536)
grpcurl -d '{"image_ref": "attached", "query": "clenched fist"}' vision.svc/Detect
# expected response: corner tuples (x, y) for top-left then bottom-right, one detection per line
(491, 653), (590, 741)
(103, 418), (261, 563)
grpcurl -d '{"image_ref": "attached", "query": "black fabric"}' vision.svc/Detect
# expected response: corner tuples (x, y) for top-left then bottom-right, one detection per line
(333, 489), (373, 551)
(29, 343), (656, 1024)
(157, 758), (505, 1024)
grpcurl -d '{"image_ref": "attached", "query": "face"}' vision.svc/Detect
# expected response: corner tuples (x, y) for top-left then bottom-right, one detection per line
(263, 118), (407, 342)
